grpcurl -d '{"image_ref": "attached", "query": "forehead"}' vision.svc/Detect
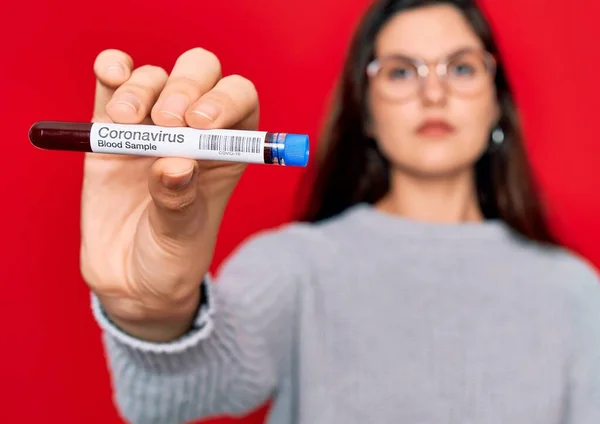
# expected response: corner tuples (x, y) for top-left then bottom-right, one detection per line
(375, 4), (484, 59)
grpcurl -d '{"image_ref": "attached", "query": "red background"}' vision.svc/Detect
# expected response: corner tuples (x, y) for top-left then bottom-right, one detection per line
(1, 0), (599, 423)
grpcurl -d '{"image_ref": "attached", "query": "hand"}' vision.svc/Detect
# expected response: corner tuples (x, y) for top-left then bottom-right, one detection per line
(80, 47), (259, 341)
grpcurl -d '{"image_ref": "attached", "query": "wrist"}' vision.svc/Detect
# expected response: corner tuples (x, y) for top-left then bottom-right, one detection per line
(98, 289), (202, 343)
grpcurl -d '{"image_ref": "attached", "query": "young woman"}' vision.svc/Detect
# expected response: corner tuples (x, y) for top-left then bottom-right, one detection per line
(83, 0), (600, 422)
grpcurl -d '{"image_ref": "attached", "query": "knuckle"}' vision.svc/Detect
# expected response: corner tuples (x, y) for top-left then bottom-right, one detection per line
(136, 64), (168, 79)
(226, 74), (258, 95)
(210, 75), (258, 115)
(114, 68), (168, 99)
(131, 66), (169, 97)
(94, 48), (133, 73)
(112, 82), (155, 103)
(96, 48), (122, 59)
(184, 47), (222, 75)
(168, 75), (205, 93)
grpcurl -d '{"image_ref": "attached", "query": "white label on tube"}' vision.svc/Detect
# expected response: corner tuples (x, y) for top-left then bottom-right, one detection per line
(90, 123), (267, 164)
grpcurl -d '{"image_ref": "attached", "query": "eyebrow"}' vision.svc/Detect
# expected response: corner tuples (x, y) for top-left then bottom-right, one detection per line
(377, 46), (483, 61)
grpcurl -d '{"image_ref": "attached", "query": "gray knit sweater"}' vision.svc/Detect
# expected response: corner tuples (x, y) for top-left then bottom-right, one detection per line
(92, 203), (600, 424)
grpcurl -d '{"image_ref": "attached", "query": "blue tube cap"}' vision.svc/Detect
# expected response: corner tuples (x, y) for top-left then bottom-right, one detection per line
(283, 134), (310, 167)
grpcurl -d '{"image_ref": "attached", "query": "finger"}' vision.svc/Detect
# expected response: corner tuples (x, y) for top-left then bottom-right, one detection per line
(186, 74), (260, 131)
(92, 49), (134, 122)
(147, 157), (202, 241)
(151, 47), (222, 127)
(105, 65), (169, 124)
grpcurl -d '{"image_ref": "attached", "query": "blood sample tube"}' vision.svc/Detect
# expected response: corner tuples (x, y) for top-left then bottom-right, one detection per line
(28, 121), (310, 167)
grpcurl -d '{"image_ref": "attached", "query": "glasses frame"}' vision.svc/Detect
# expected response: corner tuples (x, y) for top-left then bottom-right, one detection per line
(366, 47), (497, 101)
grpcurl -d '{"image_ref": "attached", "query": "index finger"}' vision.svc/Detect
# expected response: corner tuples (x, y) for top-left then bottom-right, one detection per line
(91, 49), (134, 122)
(150, 47), (222, 127)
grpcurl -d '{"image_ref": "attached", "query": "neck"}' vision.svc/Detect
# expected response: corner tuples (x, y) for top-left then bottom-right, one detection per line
(376, 168), (483, 223)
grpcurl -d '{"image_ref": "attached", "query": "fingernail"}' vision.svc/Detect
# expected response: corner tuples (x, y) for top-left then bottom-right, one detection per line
(191, 100), (222, 122)
(112, 93), (140, 113)
(160, 94), (190, 121)
(161, 167), (195, 190)
(106, 63), (126, 79)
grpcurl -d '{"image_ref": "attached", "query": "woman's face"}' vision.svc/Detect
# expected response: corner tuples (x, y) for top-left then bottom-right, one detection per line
(367, 4), (500, 178)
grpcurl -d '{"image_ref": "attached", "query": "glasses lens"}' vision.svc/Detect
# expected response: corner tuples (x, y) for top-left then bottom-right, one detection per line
(446, 51), (493, 95)
(374, 57), (419, 100)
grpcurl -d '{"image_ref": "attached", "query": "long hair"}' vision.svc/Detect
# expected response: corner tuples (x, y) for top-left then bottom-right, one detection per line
(297, 0), (556, 244)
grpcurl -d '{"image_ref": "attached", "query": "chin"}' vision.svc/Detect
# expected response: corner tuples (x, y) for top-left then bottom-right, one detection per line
(384, 143), (486, 179)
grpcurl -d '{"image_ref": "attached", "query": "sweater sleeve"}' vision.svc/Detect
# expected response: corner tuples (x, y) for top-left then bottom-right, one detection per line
(564, 260), (600, 423)
(91, 228), (305, 424)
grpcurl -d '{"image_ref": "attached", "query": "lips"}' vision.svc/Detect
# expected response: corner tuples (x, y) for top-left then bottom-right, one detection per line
(416, 119), (455, 137)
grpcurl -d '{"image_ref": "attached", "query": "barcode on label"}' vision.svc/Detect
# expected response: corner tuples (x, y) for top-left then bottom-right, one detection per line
(198, 134), (262, 153)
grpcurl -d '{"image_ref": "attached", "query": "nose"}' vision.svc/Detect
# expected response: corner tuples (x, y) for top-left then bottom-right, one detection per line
(420, 69), (447, 105)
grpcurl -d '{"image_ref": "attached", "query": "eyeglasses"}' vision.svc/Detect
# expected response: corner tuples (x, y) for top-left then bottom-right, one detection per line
(366, 48), (497, 102)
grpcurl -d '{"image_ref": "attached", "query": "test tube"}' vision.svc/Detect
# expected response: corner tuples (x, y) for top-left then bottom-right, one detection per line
(28, 121), (310, 167)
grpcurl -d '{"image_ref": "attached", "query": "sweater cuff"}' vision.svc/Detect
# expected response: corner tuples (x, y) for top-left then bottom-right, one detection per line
(90, 274), (216, 354)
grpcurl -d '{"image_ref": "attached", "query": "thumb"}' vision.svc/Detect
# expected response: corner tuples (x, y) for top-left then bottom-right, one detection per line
(147, 157), (205, 243)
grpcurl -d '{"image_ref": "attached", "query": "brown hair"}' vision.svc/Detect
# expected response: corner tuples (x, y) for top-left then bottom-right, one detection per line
(298, 0), (556, 245)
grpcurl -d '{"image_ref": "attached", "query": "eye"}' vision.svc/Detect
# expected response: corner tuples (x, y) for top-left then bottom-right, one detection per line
(390, 67), (413, 79)
(450, 62), (476, 76)
(447, 52), (487, 78)
(385, 62), (416, 80)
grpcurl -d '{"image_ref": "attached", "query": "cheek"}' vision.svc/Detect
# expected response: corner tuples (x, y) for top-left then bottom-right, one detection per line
(455, 94), (498, 149)
(369, 97), (416, 146)
(368, 92), (498, 174)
